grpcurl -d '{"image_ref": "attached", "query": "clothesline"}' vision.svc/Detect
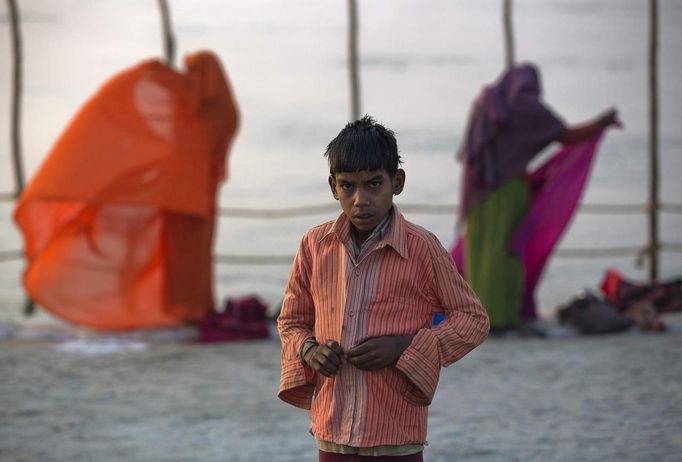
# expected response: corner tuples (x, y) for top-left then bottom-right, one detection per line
(216, 202), (682, 218)
(2, 192), (680, 215)
(1, 193), (680, 265)
(211, 243), (682, 266)
(1, 240), (681, 266)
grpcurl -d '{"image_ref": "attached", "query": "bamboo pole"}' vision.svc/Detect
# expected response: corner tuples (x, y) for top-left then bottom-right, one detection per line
(648, 0), (659, 282)
(503, 0), (515, 69)
(347, 0), (361, 120)
(7, 0), (25, 197)
(7, 0), (34, 316)
(158, 0), (176, 67)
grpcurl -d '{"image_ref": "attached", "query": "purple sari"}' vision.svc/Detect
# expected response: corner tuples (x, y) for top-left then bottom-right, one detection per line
(452, 132), (604, 320)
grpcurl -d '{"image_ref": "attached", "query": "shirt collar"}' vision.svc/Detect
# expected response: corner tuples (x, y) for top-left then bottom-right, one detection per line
(322, 205), (409, 260)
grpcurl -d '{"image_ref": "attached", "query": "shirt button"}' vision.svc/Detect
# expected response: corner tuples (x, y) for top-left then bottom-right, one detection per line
(404, 354), (411, 361)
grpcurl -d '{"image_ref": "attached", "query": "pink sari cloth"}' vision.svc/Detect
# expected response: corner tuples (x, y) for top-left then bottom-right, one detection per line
(452, 132), (605, 320)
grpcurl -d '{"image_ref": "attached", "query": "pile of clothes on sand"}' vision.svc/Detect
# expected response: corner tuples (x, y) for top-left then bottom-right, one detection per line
(557, 269), (681, 335)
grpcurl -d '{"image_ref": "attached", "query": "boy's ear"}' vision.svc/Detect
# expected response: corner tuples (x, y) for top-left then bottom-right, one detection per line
(392, 169), (405, 196)
(328, 175), (339, 200)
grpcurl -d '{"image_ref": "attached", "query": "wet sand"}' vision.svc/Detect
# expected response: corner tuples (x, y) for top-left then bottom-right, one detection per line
(1, 314), (681, 462)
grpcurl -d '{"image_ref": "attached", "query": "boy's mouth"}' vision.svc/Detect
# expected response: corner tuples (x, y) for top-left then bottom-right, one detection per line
(353, 213), (374, 225)
(353, 215), (374, 230)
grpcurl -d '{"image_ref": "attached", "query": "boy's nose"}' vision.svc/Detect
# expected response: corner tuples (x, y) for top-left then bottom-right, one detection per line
(353, 189), (370, 207)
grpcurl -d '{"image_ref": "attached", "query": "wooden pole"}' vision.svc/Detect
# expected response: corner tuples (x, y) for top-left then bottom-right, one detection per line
(348, 0), (361, 120)
(7, 0), (25, 197)
(7, 0), (34, 316)
(648, 0), (659, 282)
(158, 0), (176, 67)
(503, 0), (515, 69)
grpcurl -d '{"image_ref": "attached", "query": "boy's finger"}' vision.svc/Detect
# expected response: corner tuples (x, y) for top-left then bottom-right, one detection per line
(312, 357), (338, 377)
(347, 349), (375, 365)
(347, 356), (365, 367)
(346, 340), (372, 357)
(348, 354), (382, 370)
(321, 350), (342, 367)
(316, 365), (334, 377)
(316, 345), (343, 366)
(326, 340), (344, 355)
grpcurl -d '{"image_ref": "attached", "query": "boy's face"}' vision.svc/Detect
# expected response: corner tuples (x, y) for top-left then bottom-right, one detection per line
(329, 168), (405, 239)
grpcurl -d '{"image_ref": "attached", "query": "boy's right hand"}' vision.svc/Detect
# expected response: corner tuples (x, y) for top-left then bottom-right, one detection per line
(304, 339), (344, 377)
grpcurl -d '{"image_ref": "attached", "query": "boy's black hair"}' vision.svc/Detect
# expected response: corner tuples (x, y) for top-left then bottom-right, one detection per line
(324, 115), (402, 177)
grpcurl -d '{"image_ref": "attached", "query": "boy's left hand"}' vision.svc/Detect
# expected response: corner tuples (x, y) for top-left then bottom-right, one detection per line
(346, 335), (413, 370)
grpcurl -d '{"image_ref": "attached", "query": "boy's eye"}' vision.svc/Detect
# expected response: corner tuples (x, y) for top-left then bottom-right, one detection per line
(369, 181), (382, 188)
(340, 183), (353, 190)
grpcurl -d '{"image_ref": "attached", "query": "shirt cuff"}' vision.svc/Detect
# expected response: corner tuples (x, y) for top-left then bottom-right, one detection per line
(278, 357), (316, 409)
(395, 328), (440, 406)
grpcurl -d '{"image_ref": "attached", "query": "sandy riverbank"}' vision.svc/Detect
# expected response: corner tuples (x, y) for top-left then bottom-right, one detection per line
(1, 314), (681, 462)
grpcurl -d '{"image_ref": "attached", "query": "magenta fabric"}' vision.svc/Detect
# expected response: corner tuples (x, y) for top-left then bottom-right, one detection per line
(194, 295), (270, 343)
(458, 63), (565, 218)
(452, 131), (604, 320)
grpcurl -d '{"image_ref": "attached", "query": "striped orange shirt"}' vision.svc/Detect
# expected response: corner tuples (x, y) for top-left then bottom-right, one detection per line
(278, 207), (489, 447)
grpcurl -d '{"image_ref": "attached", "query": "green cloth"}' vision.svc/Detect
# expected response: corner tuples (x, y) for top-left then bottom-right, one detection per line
(464, 178), (530, 329)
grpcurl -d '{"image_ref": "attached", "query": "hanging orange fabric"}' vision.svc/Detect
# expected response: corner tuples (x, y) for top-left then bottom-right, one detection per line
(14, 51), (239, 330)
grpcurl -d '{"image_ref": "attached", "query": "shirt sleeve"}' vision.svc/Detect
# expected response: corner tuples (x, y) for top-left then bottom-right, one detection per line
(395, 236), (489, 406)
(277, 233), (317, 409)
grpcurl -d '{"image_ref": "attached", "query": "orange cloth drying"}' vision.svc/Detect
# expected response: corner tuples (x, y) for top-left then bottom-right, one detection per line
(14, 51), (239, 330)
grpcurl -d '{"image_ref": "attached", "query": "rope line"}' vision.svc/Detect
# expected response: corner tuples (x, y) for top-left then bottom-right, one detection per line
(0, 192), (17, 202)
(218, 203), (337, 218)
(214, 254), (294, 265)
(0, 250), (22, 261)
(2, 243), (681, 265)
(2, 193), (681, 215)
(555, 246), (646, 258)
(2, 196), (681, 264)
(213, 243), (682, 265)
(217, 202), (682, 218)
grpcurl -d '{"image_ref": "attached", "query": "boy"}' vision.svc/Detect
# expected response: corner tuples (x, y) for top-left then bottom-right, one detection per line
(278, 116), (489, 461)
